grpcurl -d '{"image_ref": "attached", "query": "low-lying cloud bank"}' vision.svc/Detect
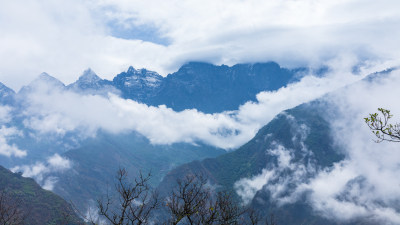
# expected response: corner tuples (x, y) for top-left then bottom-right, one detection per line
(235, 69), (400, 224)
(19, 59), (387, 150)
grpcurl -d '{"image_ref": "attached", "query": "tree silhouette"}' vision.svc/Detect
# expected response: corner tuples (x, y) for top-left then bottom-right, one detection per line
(166, 174), (255, 224)
(92, 170), (275, 224)
(96, 168), (159, 225)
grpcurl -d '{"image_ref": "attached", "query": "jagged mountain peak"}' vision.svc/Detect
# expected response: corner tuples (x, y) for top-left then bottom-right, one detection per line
(77, 68), (101, 84)
(0, 82), (16, 104)
(18, 72), (65, 94)
(126, 66), (160, 77)
(32, 72), (65, 87)
(37, 72), (53, 79)
(126, 66), (146, 75)
(0, 82), (15, 94)
(113, 66), (162, 90)
(127, 66), (136, 73)
(67, 69), (120, 96)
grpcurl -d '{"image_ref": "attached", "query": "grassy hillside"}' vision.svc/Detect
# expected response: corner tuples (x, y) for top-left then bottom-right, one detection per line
(0, 166), (81, 225)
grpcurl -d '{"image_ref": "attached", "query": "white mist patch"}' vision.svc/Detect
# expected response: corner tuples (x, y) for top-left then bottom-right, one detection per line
(235, 117), (316, 206)
(20, 60), (380, 150)
(42, 176), (59, 191)
(0, 105), (26, 158)
(0, 105), (13, 123)
(0, 126), (27, 158)
(235, 169), (275, 205)
(235, 143), (315, 206)
(12, 154), (72, 191)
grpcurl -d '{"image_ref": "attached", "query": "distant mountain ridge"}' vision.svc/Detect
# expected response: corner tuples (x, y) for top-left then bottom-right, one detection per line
(3, 61), (307, 113)
(144, 62), (305, 113)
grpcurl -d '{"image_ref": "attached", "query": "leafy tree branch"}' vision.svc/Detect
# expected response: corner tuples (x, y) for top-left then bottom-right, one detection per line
(364, 108), (400, 142)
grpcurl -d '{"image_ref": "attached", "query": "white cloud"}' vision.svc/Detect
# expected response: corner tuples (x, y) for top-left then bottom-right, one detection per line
(0, 0), (399, 90)
(0, 106), (12, 123)
(12, 153), (72, 190)
(47, 153), (72, 170)
(42, 176), (59, 191)
(0, 126), (27, 158)
(235, 116), (315, 206)
(234, 147), (284, 205)
(0, 102), (25, 158)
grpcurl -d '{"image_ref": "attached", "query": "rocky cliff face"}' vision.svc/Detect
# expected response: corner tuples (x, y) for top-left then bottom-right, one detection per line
(113, 66), (163, 100)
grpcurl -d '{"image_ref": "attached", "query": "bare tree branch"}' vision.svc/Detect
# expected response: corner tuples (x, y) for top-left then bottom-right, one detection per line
(97, 168), (159, 225)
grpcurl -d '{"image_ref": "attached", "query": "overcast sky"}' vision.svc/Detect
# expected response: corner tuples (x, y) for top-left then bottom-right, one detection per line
(1, 0), (400, 90)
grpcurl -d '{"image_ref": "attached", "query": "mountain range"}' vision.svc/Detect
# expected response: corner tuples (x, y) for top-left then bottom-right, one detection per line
(0, 61), (310, 215)
(0, 61), (393, 224)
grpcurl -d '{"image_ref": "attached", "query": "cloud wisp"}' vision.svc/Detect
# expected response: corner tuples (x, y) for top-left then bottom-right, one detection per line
(0, 105), (26, 158)
(0, 126), (27, 158)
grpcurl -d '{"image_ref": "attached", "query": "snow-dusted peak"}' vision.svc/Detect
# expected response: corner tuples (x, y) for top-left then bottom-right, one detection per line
(18, 72), (65, 94)
(120, 67), (163, 88)
(127, 66), (136, 73)
(77, 68), (101, 84)
(66, 69), (121, 96)
(126, 66), (160, 77)
(38, 72), (53, 80)
(32, 72), (65, 87)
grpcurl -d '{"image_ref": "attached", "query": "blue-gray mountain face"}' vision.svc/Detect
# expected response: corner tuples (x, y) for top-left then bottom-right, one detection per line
(0, 82), (15, 105)
(113, 62), (304, 113)
(67, 68), (119, 96)
(2, 62), (304, 112)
